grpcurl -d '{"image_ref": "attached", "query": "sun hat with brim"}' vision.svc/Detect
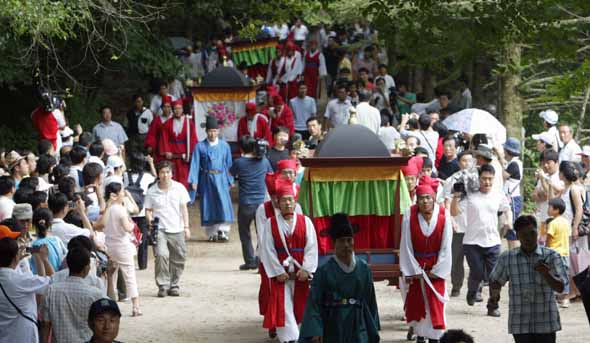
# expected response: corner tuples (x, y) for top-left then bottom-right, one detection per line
(5, 151), (25, 171)
(102, 139), (119, 156)
(88, 298), (121, 322)
(531, 131), (554, 146)
(12, 203), (33, 220)
(0, 225), (20, 239)
(320, 213), (360, 240)
(474, 144), (494, 161)
(503, 137), (521, 156)
(577, 145), (590, 157)
(539, 109), (559, 125)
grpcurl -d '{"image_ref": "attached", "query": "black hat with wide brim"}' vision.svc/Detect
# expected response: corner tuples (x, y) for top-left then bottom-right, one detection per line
(205, 116), (219, 130)
(320, 213), (360, 239)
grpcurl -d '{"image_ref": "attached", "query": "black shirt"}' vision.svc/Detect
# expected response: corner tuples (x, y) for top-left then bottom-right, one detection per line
(267, 147), (290, 171)
(438, 156), (460, 180)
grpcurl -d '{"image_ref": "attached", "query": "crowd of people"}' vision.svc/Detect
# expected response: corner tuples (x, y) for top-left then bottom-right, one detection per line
(0, 17), (588, 343)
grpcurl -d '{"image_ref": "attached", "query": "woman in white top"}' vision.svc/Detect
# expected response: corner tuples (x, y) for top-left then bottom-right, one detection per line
(103, 182), (142, 316)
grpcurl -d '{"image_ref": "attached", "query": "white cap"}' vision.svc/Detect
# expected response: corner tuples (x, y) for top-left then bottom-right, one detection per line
(578, 146), (590, 157)
(532, 131), (554, 146)
(539, 109), (558, 125)
(102, 139), (119, 156)
(106, 155), (124, 169)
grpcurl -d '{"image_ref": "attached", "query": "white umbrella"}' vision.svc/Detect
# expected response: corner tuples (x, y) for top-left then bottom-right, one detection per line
(442, 108), (507, 144)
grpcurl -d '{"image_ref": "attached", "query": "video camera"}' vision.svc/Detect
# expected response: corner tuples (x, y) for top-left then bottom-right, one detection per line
(254, 139), (269, 159)
(149, 217), (159, 246)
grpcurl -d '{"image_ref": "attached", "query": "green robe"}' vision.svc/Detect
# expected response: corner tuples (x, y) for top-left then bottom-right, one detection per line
(298, 257), (380, 342)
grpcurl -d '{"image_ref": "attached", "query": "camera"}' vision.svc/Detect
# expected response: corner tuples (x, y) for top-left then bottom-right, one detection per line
(93, 251), (109, 277)
(452, 132), (470, 152)
(453, 182), (466, 195)
(25, 245), (41, 254)
(254, 139), (269, 159)
(388, 86), (397, 98)
(149, 217), (159, 246)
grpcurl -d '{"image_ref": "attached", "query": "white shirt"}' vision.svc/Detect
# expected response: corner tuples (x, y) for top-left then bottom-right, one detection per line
(144, 180), (190, 233)
(273, 24), (289, 40)
(276, 52), (304, 84)
(504, 157), (523, 198)
(137, 108), (154, 135)
(403, 129), (439, 170)
(51, 218), (91, 245)
(68, 164), (85, 192)
(291, 24), (309, 41)
(535, 171), (564, 223)
(547, 126), (563, 150)
(559, 139), (582, 162)
(149, 94), (177, 115)
(378, 126), (401, 151)
(260, 214), (318, 278)
(462, 190), (511, 247)
(324, 98), (352, 128)
(355, 102), (381, 134)
(0, 195), (15, 221)
(0, 268), (51, 343)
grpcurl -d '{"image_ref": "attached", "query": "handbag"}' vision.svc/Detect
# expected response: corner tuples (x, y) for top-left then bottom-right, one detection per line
(569, 188), (590, 236)
(130, 219), (142, 248)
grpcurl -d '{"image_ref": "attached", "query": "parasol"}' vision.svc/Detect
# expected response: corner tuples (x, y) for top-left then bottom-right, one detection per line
(442, 108), (507, 144)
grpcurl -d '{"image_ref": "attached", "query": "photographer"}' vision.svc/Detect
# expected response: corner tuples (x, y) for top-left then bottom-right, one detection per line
(268, 126), (291, 171)
(230, 135), (273, 270)
(451, 164), (512, 317)
(0, 236), (53, 343)
(49, 192), (94, 245)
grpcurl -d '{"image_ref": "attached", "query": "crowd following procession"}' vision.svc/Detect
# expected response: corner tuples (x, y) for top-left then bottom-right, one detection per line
(2, 1), (590, 343)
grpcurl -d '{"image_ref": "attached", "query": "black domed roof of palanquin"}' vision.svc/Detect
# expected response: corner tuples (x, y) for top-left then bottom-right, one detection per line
(200, 66), (250, 88)
(315, 124), (390, 157)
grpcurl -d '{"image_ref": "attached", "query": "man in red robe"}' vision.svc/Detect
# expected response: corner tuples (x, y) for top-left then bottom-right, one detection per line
(262, 92), (295, 143)
(160, 99), (197, 189)
(260, 177), (318, 343)
(303, 40), (327, 99)
(276, 41), (303, 102)
(145, 95), (173, 162)
(400, 176), (452, 343)
(237, 102), (272, 143)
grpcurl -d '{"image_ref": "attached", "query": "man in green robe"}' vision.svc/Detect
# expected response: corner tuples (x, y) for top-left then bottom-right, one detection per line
(298, 213), (380, 343)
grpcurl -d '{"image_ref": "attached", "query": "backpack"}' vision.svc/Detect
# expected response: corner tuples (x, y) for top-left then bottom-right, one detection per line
(569, 188), (590, 237)
(126, 171), (145, 211)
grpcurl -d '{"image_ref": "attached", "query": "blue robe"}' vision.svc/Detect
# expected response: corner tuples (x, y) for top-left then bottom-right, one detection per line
(188, 139), (234, 226)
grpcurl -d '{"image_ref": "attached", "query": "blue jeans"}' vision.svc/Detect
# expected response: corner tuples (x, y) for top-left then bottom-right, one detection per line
(505, 196), (523, 241)
(463, 244), (501, 309)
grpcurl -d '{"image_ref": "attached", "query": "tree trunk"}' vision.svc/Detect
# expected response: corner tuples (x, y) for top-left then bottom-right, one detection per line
(576, 84), (590, 141)
(498, 43), (523, 140)
(423, 69), (436, 101)
(413, 66), (424, 99)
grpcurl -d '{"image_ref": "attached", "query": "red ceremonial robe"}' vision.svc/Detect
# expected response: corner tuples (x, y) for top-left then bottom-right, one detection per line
(31, 106), (59, 150)
(261, 105), (295, 145)
(160, 116), (197, 189)
(145, 115), (170, 163)
(258, 201), (275, 316)
(263, 214), (309, 329)
(405, 205), (446, 330)
(304, 51), (320, 98)
(237, 114), (272, 143)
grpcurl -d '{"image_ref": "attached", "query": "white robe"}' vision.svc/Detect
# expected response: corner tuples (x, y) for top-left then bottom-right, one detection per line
(260, 213), (318, 342)
(254, 202), (302, 258)
(400, 204), (453, 340)
(276, 51), (304, 84)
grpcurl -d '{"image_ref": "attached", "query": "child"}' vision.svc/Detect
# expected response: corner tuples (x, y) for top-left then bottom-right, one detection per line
(546, 197), (571, 307)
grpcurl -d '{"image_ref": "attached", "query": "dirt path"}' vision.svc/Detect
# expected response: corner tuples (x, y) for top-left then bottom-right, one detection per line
(116, 207), (588, 342)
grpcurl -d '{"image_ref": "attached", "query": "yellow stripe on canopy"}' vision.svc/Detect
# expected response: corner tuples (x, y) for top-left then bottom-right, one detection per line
(305, 167), (401, 182)
(231, 41), (277, 53)
(193, 89), (256, 102)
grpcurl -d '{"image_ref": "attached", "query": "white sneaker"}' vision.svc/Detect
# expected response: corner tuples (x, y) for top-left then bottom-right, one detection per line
(559, 298), (570, 308)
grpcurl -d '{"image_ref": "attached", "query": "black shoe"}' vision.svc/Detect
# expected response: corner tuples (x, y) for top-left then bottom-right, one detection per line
(416, 336), (426, 343)
(466, 293), (475, 306)
(268, 329), (277, 339)
(157, 287), (167, 298)
(239, 263), (257, 270)
(487, 308), (501, 317)
(407, 327), (416, 341)
(450, 288), (461, 297)
(167, 288), (180, 296)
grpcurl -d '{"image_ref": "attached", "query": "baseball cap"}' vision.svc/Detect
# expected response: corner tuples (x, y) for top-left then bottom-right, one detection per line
(578, 145), (590, 157)
(88, 298), (121, 321)
(532, 131), (554, 146)
(106, 155), (125, 169)
(475, 144), (494, 160)
(12, 203), (33, 220)
(539, 109), (558, 125)
(0, 225), (20, 239)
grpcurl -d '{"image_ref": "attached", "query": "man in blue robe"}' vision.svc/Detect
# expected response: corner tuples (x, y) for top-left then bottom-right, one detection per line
(188, 116), (234, 241)
(298, 213), (380, 343)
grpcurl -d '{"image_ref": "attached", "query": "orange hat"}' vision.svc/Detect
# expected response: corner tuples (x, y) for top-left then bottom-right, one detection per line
(277, 159), (297, 172)
(245, 102), (257, 115)
(0, 225), (20, 239)
(275, 177), (295, 199)
(162, 95), (173, 107)
(415, 175), (439, 196)
(265, 173), (277, 196)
